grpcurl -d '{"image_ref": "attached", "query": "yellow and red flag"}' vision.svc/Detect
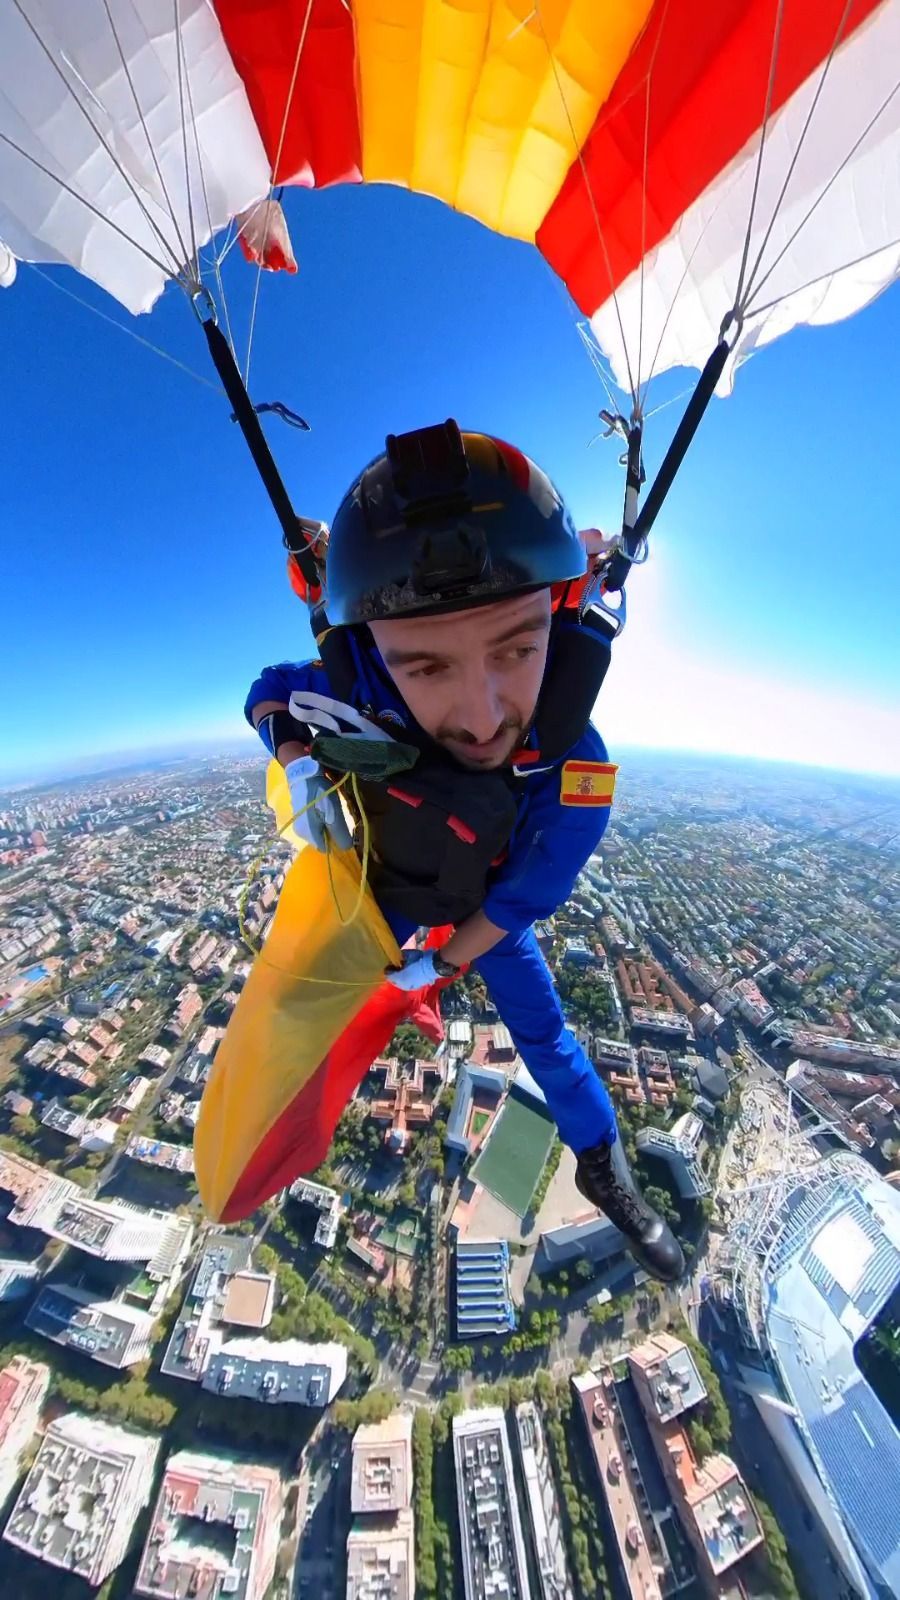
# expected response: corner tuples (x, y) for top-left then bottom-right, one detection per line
(559, 760), (618, 808)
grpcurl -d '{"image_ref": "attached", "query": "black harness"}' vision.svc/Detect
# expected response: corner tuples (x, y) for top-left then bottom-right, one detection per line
(301, 601), (616, 927)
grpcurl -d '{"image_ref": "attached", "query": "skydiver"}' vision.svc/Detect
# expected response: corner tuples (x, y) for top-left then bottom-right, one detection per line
(246, 421), (684, 1284)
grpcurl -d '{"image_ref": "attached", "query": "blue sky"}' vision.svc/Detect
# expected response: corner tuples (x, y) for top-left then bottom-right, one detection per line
(2, 181), (899, 783)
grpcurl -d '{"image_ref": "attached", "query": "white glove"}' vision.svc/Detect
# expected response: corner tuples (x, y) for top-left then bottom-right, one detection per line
(384, 950), (441, 991)
(284, 756), (352, 853)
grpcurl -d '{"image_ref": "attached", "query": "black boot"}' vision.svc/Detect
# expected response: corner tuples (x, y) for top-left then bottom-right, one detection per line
(575, 1136), (685, 1284)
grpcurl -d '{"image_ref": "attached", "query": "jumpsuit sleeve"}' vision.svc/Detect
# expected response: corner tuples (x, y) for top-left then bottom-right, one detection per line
(481, 725), (615, 935)
(244, 660), (334, 727)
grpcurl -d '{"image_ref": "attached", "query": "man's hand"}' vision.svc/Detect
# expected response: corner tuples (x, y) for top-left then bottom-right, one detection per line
(384, 949), (460, 991)
(284, 755), (352, 852)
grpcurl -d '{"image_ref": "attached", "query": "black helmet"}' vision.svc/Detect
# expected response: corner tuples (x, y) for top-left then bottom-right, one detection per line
(323, 419), (586, 625)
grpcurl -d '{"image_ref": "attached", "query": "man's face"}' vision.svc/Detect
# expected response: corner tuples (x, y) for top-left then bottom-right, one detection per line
(369, 589), (552, 769)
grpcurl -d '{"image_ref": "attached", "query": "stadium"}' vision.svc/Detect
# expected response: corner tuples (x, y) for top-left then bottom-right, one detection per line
(728, 1152), (900, 1600)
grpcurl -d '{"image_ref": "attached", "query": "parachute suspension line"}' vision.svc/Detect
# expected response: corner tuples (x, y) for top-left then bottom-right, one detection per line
(749, 235), (900, 321)
(533, 0), (638, 414)
(744, 73), (900, 315)
(7, 0), (184, 282)
(180, 31), (238, 364)
(732, 0), (787, 316)
(631, 334), (733, 546)
(98, 0), (193, 282)
(640, 187), (731, 402)
(0, 130), (175, 281)
(173, 0), (200, 290)
(575, 323), (625, 419)
(28, 265), (223, 395)
(244, 0), (316, 389)
(199, 311), (320, 588)
(741, 0), (855, 312)
(636, 0), (674, 414)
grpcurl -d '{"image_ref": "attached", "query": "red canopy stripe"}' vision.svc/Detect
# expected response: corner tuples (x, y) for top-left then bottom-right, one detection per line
(537, 0), (885, 317)
(212, 0), (361, 188)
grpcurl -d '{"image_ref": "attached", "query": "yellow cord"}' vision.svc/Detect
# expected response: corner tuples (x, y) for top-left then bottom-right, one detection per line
(238, 769), (382, 987)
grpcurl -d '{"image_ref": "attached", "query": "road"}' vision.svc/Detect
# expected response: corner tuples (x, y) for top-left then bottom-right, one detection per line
(293, 1430), (353, 1600)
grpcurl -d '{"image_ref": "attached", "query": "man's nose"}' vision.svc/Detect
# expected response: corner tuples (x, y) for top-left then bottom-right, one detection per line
(454, 666), (505, 742)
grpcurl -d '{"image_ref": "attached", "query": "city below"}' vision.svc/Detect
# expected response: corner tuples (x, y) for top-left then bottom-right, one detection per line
(0, 747), (898, 1600)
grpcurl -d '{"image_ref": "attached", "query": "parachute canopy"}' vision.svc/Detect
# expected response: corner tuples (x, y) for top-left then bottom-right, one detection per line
(1, 0), (898, 396)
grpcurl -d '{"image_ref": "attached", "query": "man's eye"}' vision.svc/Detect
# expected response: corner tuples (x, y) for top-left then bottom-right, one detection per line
(408, 663), (446, 679)
(504, 645), (538, 663)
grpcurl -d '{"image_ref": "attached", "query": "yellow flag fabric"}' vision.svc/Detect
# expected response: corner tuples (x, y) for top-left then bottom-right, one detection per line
(194, 764), (402, 1220)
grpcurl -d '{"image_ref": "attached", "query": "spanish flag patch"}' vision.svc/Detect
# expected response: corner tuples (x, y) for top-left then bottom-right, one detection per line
(560, 760), (618, 807)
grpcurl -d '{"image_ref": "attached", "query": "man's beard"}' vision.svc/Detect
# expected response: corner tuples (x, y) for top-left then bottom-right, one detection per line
(434, 714), (529, 768)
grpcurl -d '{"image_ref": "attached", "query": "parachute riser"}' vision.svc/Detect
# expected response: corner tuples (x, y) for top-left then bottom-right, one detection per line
(198, 314), (321, 591)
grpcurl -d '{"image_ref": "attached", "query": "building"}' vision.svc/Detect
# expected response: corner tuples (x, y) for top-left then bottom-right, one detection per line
(627, 1333), (707, 1423)
(351, 1413), (413, 1513)
(0, 1356), (50, 1507)
(513, 1402), (573, 1600)
(0, 1258), (40, 1302)
(636, 1114), (710, 1200)
(454, 1239), (515, 1339)
(347, 1509), (416, 1600)
(629, 1007), (693, 1045)
(786, 1031), (900, 1071)
(453, 1409), (531, 1600)
(733, 978), (774, 1029)
(534, 1212), (625, 1275)
(162, 1236), (277, 1384)
(626, 1334), (763, 1589)
(656, 1430), (763, 1590)
(290, 1176), (343, 1249)
(126, 1134), (195, 1173)
(572, 1371), (670, 1600)
(563, 937), (595, 967)
(0, 1151), (193, 1275)
(592, 1036), (636, 1072)
(689, 1058), (729, 1103)
(26, 1285), (156, 1368)
(203, 1337), (347, 1406)
(368, 1055), (443, 1153)
(444, 1063), (505, 1156)
(347, 1412), (415, 1600)
(4, 1412), (159, 1585)
(727, 1151), (900, 1598)
(134, 1449), (281, 1600)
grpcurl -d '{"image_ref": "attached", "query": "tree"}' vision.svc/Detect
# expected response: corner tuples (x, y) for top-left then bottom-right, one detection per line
(752, 1496), (802, 1600)
(575, 1258), (594, 1281)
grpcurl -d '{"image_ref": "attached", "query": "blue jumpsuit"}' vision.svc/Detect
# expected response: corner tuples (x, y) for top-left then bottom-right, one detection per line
(246, 640), (618, 1155)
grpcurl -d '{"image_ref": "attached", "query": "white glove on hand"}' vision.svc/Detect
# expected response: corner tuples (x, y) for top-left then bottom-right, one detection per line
(384, 950), (440, 991)
(284, 756), (352, 853)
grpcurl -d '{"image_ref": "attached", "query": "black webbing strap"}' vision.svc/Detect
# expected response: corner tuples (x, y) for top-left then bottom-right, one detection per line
(603, 336), (731, 594)
(201, 318), (320, 588)
(633, 336), (731, 543)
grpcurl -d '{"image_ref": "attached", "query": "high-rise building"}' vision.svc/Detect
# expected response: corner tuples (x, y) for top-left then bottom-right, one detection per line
(513, 1403), (574, 1600)
(636, 1114), (710, 1199)
(134, 1449), (281, 1600)
(726, 1152), (900, 1598)
(346, 1413), (415, 1600)
(0, 1356), (50, 1507)
(453, 1409), (531, 1600)
(4, 1413), (159, 1585)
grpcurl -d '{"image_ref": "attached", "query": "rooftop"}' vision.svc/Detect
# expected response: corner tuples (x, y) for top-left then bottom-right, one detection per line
(26, 1284), (155, 1369)
(221, 1271), (275, 1329)
(571, 1372), (663, 1600)
(663, 1428), (763, 1576)
(628, 1334), (707, 1422)
(351, 1412), (413, 1514)
(453, 1408), (530, 1600)
(203, 1337), (347, 1407)
(346, 1507), (415, 1600)
(4, 1411), (159, 1587)
(134, 1449), (282, 1600)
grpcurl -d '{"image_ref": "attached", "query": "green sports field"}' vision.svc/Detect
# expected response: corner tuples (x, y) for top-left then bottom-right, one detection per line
(471, 1089), (555, 1217)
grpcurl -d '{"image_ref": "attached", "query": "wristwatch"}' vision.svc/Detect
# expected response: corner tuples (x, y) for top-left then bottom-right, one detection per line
(432, 951), (459, 978)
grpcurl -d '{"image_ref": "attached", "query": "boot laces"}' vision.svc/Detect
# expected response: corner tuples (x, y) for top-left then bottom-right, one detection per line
(581, 1148), (648, 1234)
